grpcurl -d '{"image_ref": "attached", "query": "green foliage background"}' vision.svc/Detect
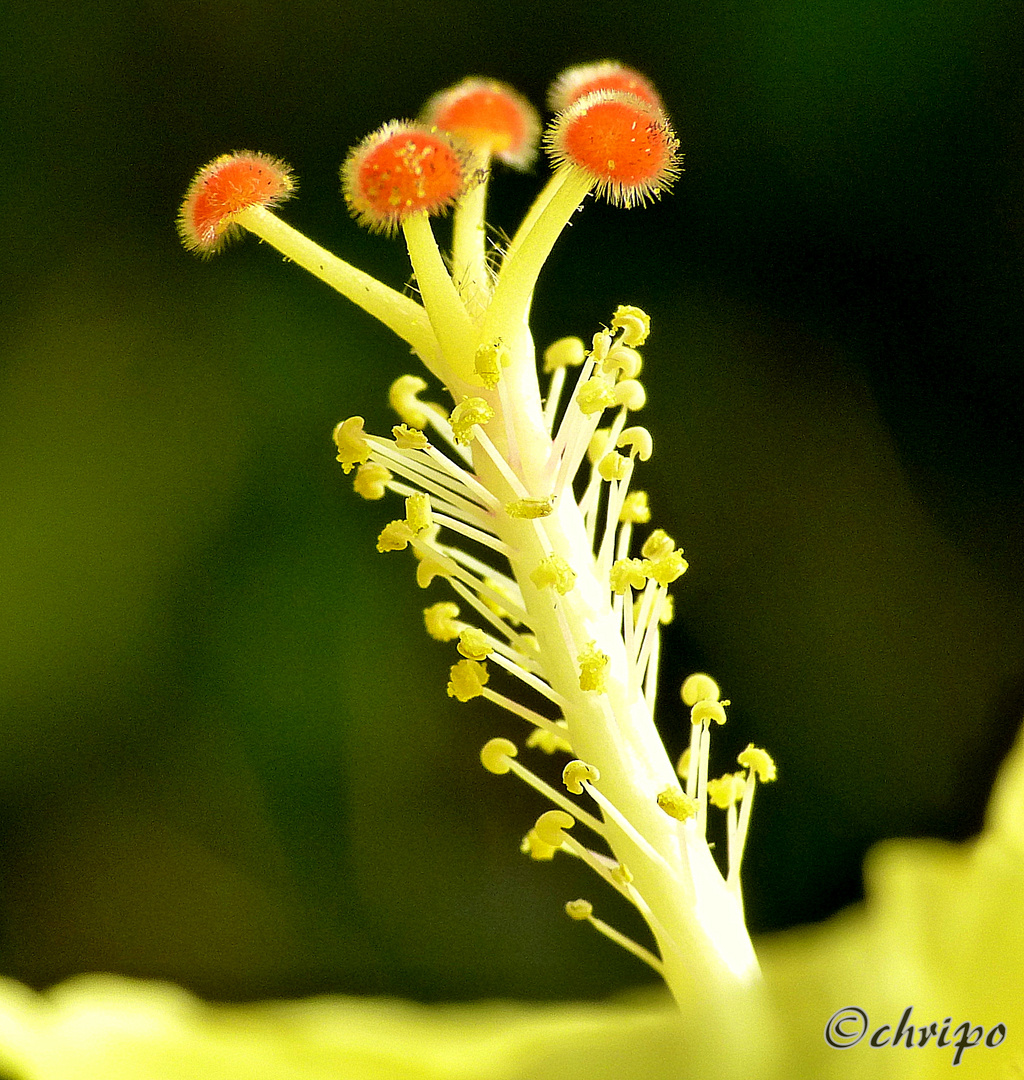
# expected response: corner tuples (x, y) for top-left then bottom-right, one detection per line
(1, 0), (1022, 1003)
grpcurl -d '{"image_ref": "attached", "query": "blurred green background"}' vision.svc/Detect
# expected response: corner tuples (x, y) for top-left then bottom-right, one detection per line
(2, 0), (1023, 1004)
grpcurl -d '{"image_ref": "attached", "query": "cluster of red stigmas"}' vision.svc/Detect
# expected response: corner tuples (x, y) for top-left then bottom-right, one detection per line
(179, 61), (680, 252)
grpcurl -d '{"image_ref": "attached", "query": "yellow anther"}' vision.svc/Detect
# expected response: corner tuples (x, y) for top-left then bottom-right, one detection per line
(389, 374), (446, 428)
(534, 809), (575, 847)
(658, 594), (675, 624)
(474, 341), (509, 388)
(576, 377), (615, 415)
(450, 397), (494, 445)
(611, 863), (633, 886)
(680, 673), (721, 706)
(675, 747), (691, 779)
(457, 627), (493, 661)
(643, 549), (688, 586)
(598, 451), (629, 482)
(589, 330), (612, 365)
(563, 758), (600, 795)
(565, 898), (594, 921)
(416, 557), (447, 589)
(376, 519), (415, 553)
(448, 659), (489, 702)
(353, 461), (392, 500)
(587, 427), (613, 465)
(392, 424), (429, 450)
(526, 727), (573, 755)
(691, 699), (728, 726)
(577, 643), (609, 693)
(480, 736), (517, 774)
(506, 496), (554, 519)
(611, 304), (651, 347)
(641, 529), (675, 561)
(619, 490), (651, 524)
(332, 416), (372, 473)
(404, 492), (433, 535)
(707, 773), (747, 809)
(424, 601), (461, 642)
(610, 558), (648, 595)
(602, 344), (643, 380)
(616, 426), (653, 461)
(530, 554), (576, 595)
(738, 744), (777, 783)
(657, 788), (699, 821)
(611, 379), (646, 411)
(542, 335), (586, 373)
(520, 828), (559, 861)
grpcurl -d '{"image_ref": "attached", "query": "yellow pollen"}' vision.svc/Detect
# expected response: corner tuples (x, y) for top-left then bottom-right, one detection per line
(588, 331), (612, 365)
(675, 747), (691, 779)
(598, 451), (629, 481)
(543, 336), (586, 373)
(534, 809), (576, 847)
(738, 744), (777, 782)
(611, 304), (651, 347)
(403, 492), (432, 534)
(526, 727), (573, 755)
(619, 490), (651, 523)
(616, 426), (653, 461)
(353, 461), (392, 500)
(577, 643), (609, 693)
(449, 659), (489, 701)
(392, 424), (430, 449)
(424, 601), (461, 641)
(474, 341), (509, 388)
(480, 736), (517, 774)
(641, 529), (675, 560)
(565, 898), (593, 921)
(707, 773), (747, 809)
(587, 427), (613, 464)
(576, 377), (615, 415)
(333, 416), (372, 473)
(610, 557), (647, 594)
(520, 828), (559, 861)
(562, 758), (600, 795)
(457, 627), (493, 660)
(389, 374), (444, 429)
(450, 397), (494, 444)
(611, 379), (646, 410)
(506, 496), (554, 519)
(530, 554), (576, 594)
(657, 788), (698, 821)
(643, 549), (688, 586)
(376, 519), (415, 552)
(681, 673), (721, 706)
(602, 344), (643, 379)
(691, 699), (728, 726)
(416, 557), (447, 588)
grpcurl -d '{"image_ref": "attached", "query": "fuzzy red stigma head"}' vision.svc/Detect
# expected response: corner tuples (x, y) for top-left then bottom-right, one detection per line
(178, 152), (295, 256)
(546, 91), (681, 208)
(423, 77), (541, 169)
(342, 122), (469, 235)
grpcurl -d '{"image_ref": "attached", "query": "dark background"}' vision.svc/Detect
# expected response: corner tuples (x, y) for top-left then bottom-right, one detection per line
(2, 0), (1023, 1003)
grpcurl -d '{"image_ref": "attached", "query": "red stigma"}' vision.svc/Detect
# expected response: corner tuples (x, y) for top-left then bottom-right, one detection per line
(549, 61), (664, 116)
(342, 122), (469, 235)
(178, 152), (295, 256)
(423, 78), (540, 169)
(546, 91), (682, 208)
